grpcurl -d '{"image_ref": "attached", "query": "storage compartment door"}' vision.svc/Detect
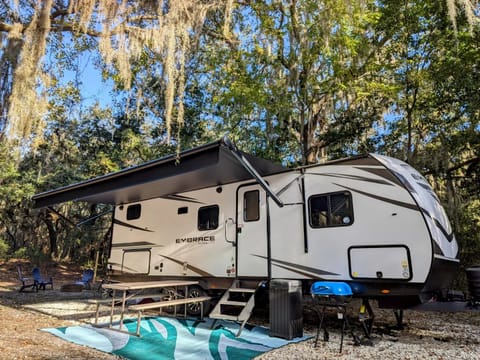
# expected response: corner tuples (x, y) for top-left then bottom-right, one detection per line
(122, 249), (151, 274)
(349, 246), (411, 280)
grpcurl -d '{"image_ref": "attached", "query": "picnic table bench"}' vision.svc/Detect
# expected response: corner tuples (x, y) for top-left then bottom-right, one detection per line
(87, 293), (163, 324)
(128, 296), (211, 336)
(97, 280), (210, 336)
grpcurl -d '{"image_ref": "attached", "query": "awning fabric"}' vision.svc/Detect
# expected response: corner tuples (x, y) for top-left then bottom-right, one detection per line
(32, 140), (286, 208)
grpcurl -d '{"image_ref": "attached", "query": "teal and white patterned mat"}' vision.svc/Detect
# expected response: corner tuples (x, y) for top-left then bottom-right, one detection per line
(43, 317), (311, 359)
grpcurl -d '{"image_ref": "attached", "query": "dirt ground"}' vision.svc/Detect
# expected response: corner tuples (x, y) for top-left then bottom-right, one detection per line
(0, 259), (118, 359)
(1, 259), (479, 360)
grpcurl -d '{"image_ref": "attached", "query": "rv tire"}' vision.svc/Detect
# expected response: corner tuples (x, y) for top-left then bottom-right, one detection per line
(186, 285), (210, 316)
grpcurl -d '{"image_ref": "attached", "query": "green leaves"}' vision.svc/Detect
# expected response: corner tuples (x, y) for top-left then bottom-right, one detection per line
(0, 0), (478, 269)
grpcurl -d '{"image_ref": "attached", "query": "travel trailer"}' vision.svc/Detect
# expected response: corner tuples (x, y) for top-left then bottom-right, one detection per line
(33, 138), (460, 313)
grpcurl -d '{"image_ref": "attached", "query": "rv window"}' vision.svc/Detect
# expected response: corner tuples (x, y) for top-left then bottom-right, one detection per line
(126, 204), (141, 220)
(198, 205), (219, 231)
(178, 207), (188, 215)
(244, 190), (260, 222)
(309, 192), (353, 228)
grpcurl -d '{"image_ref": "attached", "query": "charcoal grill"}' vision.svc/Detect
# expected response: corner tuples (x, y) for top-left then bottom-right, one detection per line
(310, 281), (359, 352)
(311, 281), (353, 305)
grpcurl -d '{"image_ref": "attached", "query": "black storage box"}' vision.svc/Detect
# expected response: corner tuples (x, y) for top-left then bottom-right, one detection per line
(466, 266), (480, 302)
(269, 279), (303, 339)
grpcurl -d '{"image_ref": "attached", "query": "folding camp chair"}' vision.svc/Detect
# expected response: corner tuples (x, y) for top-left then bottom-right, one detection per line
(32, 267), (54, 290)
(75, 269), (94, 289)
(17, 266), (37, 292)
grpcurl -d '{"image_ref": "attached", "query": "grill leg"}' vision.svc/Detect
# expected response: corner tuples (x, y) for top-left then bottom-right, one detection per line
(314, 306), (327, 347)
(339, 307), (360, 352)
(340, 309), (345, 353)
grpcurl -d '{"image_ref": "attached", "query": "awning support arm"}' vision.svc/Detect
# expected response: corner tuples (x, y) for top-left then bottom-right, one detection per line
(223, 137), (284, 208)
(47, 206), (76, 227)
(76, 208), (114, 227)
(46, 206), (113, 227)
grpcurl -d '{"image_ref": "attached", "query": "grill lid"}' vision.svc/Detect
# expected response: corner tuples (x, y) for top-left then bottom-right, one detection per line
(310, 281), (353, 296)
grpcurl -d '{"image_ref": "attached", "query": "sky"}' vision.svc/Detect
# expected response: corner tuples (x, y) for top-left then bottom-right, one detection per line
(60, 50), (114, 108)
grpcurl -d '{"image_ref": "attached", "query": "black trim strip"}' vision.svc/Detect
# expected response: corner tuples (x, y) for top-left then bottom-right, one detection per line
(160, 194), (204, 204)
(309, 172), (393, 186)
(334, 184), (419, 211)
(304, 155), (378, 167)
(253, 255), (339, 276)
(391, 170), (417, 193)
(420, 207), (455, 243)
(123, 248), (152, 252)
(272, 263), (317, 279)
(112, 241), (159, 248)
(160, 254), (214, 277)
(357, 167), (403, 186)
(431, 240), (444, 256)
(113, 219), (154, 232)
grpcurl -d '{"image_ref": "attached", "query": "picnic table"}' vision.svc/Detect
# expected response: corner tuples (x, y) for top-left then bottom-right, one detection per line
(100, 280), (210, 336)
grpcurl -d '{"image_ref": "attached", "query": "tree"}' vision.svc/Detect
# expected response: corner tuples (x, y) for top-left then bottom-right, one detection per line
(374, 0), (480, 277)
(0, 0), (230, 147)
(0, 0), (478, 275)
(199, 0), (397, 165)
(0, 142), (35, 253)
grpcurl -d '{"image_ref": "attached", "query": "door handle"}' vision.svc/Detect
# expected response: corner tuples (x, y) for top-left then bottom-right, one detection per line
(225, 218), (236, 246)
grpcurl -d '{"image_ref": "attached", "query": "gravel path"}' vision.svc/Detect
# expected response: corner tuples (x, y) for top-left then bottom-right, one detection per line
(0, 284), (479, 359)
(258, 306), (480, 360)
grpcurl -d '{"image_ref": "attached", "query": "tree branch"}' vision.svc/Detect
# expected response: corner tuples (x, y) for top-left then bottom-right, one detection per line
(424, 157), (480, 175)
(49, 21), (101, 37)
(446, 157), (480, 174)
(0, 21), (14, 32)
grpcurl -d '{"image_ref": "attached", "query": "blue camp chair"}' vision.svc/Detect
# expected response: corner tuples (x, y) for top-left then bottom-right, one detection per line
(17, 266), (37, 292)
(76, 269), (94, 289)
(32, 267), (54, 290)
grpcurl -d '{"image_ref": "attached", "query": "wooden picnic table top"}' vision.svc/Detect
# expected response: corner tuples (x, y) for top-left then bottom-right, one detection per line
(101, 280), (199, 291)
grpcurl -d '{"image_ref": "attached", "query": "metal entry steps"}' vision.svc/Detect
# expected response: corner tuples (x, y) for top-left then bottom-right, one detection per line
(209, 280), (261, 336)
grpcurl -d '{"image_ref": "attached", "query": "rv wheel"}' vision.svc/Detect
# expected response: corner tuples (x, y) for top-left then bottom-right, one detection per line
(187, 285), (210, 316)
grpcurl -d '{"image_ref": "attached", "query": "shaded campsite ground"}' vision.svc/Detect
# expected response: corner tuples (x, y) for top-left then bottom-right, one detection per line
(0, 259), (118, 359)
(0, 259), (479, 360)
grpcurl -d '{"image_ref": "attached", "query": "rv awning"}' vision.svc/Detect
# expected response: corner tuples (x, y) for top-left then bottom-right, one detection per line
(32, 139), (286, 209)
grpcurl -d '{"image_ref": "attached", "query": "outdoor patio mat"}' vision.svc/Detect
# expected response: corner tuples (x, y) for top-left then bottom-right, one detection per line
(43, 316), (311, 359)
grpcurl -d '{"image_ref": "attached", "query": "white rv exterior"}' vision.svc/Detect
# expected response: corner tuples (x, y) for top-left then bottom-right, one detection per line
(32, 140), (459, 307)
(108, 153), (458, 304)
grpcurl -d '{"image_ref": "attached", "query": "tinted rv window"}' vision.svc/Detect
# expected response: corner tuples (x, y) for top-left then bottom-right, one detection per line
(244, 190), (260, 222)
(309, 192), (353, 228)
(198, 205), (219, 231)
(126, 204), (141, 220)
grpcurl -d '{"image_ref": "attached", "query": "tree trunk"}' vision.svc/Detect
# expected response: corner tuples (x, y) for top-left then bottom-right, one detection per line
(44, 213), (57, 258)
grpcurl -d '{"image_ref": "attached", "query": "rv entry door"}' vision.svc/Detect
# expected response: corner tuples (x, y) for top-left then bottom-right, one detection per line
(236, 184), (268, 277)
